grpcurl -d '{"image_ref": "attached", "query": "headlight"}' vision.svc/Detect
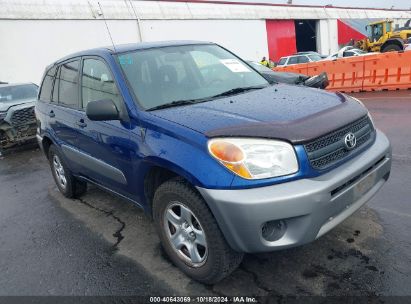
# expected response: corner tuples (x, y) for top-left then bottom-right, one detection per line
(208, 138), (298, 180)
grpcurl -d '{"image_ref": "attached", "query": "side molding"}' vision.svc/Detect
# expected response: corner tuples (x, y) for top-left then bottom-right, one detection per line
(61, 145), (127, 185)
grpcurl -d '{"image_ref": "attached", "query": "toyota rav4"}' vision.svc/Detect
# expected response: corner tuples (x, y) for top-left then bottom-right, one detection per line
(35, 41), (391, 284)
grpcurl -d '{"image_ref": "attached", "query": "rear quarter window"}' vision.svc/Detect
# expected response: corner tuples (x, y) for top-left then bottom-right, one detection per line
(39, 66), (57, 102)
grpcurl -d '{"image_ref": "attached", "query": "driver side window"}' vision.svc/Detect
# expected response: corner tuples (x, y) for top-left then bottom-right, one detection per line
(81, 58), (121, 110)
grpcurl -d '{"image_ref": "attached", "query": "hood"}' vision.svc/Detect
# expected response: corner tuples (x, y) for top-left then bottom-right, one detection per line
(150, 84), (368, 144)
(0, 98), (36, 112)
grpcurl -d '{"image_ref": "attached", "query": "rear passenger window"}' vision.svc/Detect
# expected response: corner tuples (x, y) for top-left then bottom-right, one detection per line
(56, 60), (80, 108)
(39, 66), (57, 102)
(81, 58), (120, 109)
(298, 56), (309, 63)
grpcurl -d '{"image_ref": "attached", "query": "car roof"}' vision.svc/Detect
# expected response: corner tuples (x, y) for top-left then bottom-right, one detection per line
(54, 40), (214, 64)
(295, 51), (318, 55)
(0, 82), (38, 88)
(281, 54), (307, 59)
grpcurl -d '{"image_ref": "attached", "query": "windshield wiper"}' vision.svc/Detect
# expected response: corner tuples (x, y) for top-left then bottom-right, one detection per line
(147, 85), (267, 111)
(147, 99), (206, 111)
(209, 85), (267, 99)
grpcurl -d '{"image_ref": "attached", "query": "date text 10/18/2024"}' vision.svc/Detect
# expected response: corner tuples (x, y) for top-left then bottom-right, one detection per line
(149, 297), (258, 303)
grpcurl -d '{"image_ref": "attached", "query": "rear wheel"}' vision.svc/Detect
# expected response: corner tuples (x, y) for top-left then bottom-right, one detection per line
(48, 145), (87, 198)
(153, 178), (243, 284)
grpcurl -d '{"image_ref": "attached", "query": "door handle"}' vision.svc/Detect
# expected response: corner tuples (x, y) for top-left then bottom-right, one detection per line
(76, 120), (87, 128)
(48, 110), (55, 118)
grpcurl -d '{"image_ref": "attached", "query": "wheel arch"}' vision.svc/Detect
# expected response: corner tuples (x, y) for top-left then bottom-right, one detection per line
(142, 157), (204, 214)
(381, 38), (404, 52)
(40, 135), (54, 159)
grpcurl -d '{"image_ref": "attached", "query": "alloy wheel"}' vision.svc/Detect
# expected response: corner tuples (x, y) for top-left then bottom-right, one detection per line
(164, 202), (208, 267)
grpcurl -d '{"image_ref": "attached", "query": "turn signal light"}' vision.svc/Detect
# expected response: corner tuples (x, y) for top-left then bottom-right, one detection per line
(208, 140), (252, 179)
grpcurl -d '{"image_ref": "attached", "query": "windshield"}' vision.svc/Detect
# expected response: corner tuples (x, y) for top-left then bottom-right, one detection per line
(248, 61), (272, 73)
(278, 58), (287, 66)
(117, 44), (268, 110)
(0, 84), (38, 102)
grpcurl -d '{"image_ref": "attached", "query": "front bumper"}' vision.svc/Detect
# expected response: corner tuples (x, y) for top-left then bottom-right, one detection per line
(0, 102), (37, 149)
(197, 130), (391, 253)
(0, 122), (37, 149)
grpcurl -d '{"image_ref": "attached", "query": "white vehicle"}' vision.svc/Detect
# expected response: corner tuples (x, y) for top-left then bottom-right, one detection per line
(326, 46), (372, 60)
(277, 53), (322, 66)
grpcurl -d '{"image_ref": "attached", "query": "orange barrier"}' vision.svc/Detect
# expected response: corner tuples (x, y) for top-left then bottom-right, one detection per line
(273, 51), (411, 92)
(362, 51), (411, 91)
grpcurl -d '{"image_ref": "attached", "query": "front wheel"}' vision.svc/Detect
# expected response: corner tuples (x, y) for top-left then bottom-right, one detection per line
(381, 44), (402, 52)
(153, 178), (243, 284)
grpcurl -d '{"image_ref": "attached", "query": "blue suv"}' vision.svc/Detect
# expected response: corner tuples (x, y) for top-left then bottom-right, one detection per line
(35, 41), (391, 283)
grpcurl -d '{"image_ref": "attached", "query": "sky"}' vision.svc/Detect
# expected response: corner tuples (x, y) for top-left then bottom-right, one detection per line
(211, 0), (411, 10)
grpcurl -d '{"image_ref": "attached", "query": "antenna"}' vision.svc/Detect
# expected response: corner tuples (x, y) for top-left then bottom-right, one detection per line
(97, 1), (117, 52)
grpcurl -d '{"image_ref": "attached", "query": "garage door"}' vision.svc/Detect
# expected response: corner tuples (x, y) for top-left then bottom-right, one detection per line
(266, 20), (297, 62)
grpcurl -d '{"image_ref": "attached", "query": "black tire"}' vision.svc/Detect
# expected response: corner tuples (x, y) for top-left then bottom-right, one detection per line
(381, 44), (402, 52)
(48, 144), (87, 198)
(153, 178), (243, 284)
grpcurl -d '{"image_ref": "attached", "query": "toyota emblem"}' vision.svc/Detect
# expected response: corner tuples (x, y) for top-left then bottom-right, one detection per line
(344, 133), (357, 150)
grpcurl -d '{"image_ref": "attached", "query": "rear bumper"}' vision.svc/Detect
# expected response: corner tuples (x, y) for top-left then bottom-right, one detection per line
(197, 130), (391, 253)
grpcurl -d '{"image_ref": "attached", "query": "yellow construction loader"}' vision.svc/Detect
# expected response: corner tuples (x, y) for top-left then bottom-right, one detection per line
(355, 19), (411, 52)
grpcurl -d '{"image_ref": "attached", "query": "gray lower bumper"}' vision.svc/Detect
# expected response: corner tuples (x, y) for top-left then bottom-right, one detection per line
(197, 130), (391, 253)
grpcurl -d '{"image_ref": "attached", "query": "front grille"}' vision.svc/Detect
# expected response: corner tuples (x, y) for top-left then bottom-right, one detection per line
(10, 106), (35, 126)
(304, 116), (375, 170)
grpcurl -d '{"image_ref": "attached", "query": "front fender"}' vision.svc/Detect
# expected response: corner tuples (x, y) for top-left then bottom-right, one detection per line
(142, 156), (203, 187)
(142, 127), (235, 189)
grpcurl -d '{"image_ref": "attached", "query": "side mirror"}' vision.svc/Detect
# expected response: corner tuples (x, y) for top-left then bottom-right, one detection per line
(86, 99), (120, 121)
(304, 72), (329, 89)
